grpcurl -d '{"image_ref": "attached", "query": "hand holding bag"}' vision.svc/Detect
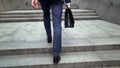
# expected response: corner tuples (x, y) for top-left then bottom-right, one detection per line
(64, 8), (75, 28)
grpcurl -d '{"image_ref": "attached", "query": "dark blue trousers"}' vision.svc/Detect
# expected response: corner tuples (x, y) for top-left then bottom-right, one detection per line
(39, 1), (63, 57)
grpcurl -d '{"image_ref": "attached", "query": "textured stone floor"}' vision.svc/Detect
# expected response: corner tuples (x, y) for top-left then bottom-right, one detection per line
(0, 50), (120, 67)
(0, 9), (93, 13)
(0, 20), (120, 42)
(0, 20), (120, 50)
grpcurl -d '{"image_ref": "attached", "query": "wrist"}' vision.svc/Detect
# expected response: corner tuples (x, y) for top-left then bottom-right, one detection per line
(65, 3), (71, 9)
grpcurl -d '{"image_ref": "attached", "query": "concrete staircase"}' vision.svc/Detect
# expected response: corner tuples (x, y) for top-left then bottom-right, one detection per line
(0, 19), (120, 68)
(0, 6), (120, 68)
(0, 8), (100, 22)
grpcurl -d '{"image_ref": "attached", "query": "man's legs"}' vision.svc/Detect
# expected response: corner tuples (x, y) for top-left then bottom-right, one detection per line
(51, 2), (63, 57)
(40, 1), (63, 64)
(40, 1), (52, 39)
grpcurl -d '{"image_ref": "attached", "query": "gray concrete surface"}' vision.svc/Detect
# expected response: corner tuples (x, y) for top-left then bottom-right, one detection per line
(0, 50), (120, 68)
(0, 20), (120, 55)
(0, 20), (120, 42)
(76, 0), (120, 25)
(0, 0), (32, 12)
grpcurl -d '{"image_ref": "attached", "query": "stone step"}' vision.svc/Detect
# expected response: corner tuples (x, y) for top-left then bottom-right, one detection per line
(0, 16), (100, 22)
(0, 50), (120, 68)
(0, 13), (98, 18)
(17, 4), (79, 10)
(0, 39), (120, 56)
(0, 20), (120, 56)
(0, 9), (95, 15)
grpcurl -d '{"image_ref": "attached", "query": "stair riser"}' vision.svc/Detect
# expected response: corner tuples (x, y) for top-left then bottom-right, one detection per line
(2, 61), (120, 68)
(0, 14), (97, 18)
(18, 6), (79, 10)
(0, 17), (100, 22)
(17, 4), (79, 10)
(0, 44), (119, 56)
(0, 11), (95, 15)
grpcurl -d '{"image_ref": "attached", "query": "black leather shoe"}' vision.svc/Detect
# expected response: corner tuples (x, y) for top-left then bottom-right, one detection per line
(53, 56), (61, 64)
(47, 37), (52, 43)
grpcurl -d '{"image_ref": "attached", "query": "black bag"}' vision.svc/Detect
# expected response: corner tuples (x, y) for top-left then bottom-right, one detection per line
(64, 8), (75, 28)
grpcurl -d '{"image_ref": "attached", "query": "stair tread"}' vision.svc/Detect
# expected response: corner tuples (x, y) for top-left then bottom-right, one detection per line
(0, 50), (120, 67)
(0, 16), (100, 19)
(0, 13), (98, 18)
(0, 16), (100, 22)
(18, 4), (79, 10)
(0, 9), (95, 14)
(0, 37), (120, 51)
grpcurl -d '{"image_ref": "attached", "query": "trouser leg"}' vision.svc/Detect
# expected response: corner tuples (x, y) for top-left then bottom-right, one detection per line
(40, 1), (52, 38)
(51, 2), (63, 56)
